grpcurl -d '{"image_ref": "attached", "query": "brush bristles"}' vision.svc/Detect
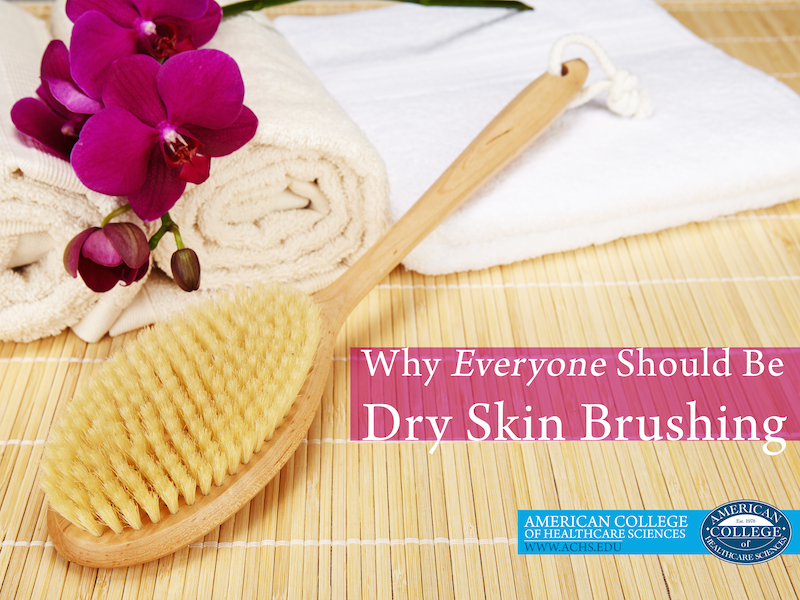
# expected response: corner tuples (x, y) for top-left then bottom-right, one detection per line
(40, 285), (321, 536)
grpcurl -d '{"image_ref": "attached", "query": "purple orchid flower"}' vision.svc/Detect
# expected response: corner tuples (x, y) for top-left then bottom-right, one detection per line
(10, 40), (102, 161)
(64, 222), (150, 292)
(67, 0), (221, 99)
(71, 50), (258, 221)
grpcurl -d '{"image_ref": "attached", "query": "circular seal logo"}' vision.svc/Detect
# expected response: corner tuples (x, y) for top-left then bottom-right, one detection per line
(701, 500), (791, 565)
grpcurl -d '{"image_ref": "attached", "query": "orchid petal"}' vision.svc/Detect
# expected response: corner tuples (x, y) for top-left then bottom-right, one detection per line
(177, 153), (210, 184)
(103, 222), (150, 269)
(41, 40), (72, 83)
(183, 106), (257, 157)
(70, 11), (139, 99)
(179, 0), (221, 47)
(78, 257), (124, 292)
(36, 84), (68, 118)
(11, 98), (74, 161)
(133, 0), (207, 21)
(39, 41), (89, 116)
(82, 229), (123, 266)
(103, 55), (166, 127)
(71, 107), (158, 196)
(63, 227), (99, 277)
(158, 49), (244, 129)
(126, 146), (186, 221)
(66, 0), (140, 26)
(119, 261), (149, 285)
(45, 78), (104, 115)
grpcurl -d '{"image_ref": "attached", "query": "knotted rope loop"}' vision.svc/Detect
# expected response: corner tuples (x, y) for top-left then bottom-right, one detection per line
(548, 34), (654, 119)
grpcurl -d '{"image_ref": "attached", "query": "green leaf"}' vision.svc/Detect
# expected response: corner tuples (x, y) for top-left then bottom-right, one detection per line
(222, 0), (532, 18)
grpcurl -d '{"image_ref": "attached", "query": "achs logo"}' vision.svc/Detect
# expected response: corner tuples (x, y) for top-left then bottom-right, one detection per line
(701, 500), (791, 565)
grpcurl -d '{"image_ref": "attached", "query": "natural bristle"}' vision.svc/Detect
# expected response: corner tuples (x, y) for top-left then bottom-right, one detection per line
(40, 285), (321, 536)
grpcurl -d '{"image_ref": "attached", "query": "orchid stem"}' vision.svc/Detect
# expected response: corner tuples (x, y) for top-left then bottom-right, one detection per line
(148, 212), (181, 251)
(222, 0), (531, 17)
(101, 204), (132, 227)
(171, 224), (185, 250)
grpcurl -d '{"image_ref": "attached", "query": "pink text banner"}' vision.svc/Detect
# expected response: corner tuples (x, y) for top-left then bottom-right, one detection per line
(349, 347), (800, 455)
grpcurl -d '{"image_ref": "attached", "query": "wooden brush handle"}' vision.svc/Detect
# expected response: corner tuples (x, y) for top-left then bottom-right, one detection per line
(315, 59), (589, 324)
(46, 60), (589, 569)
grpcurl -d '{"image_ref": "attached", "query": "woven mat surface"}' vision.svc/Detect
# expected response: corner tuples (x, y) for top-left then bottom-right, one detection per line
(5, 2), (800, 598)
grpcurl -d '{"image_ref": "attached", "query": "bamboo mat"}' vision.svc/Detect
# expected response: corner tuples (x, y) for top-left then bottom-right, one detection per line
(5, 1), (800, 598)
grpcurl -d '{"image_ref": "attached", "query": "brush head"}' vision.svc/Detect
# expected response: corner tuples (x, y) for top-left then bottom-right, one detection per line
(40, 284), (321, 537)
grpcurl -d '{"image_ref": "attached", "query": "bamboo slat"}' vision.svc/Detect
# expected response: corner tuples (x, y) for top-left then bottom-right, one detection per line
(5, 1), (800, 597)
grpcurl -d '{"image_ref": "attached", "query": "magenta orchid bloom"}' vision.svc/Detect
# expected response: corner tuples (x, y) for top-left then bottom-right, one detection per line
(71, 50), (258, 221)
(64, 222), (150, 292)
(10, 40), (102, 161)
(67, 0), (221, 99)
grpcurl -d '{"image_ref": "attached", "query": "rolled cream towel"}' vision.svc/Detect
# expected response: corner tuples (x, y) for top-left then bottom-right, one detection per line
(28, 0), (388, 335)
(0, 1), (148, 343)
(153, 13), (390, 292)
(51, 6), (390, 333)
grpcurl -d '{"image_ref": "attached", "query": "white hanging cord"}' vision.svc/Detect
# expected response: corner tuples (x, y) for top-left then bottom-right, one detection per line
(548, 34), (654, 119)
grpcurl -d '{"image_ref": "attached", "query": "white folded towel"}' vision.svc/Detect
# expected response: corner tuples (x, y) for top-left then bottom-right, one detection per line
(3, 2), (389, 341)
(0, 1), (146, 343)
(274, 0), (800, 274)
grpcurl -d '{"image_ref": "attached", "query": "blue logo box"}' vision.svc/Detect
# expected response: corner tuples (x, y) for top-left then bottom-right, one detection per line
(518, 510), (800, 556)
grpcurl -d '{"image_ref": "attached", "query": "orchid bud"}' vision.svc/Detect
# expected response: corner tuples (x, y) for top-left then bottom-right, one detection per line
(63, 222), (150, 293)
(171, 248), (201, 292)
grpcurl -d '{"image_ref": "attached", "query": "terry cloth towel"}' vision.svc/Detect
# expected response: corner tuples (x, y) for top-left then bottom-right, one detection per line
(0, 0), (147, 343)
(152, 12), (390, 294)
(5, 3), (388, 340)
(52, 5), (390, 296)
(274, 0), (800, 275)
(50, 4), (389, 334)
